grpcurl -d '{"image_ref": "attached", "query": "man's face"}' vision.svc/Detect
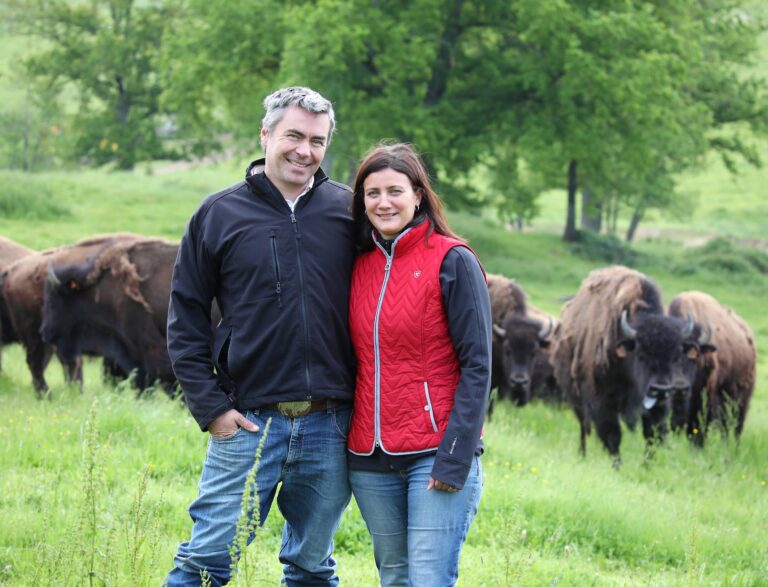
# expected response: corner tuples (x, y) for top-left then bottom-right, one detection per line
(261, 106), (330, 199)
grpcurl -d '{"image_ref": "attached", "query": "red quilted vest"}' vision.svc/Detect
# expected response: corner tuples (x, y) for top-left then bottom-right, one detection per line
(347, 220), (466, 455)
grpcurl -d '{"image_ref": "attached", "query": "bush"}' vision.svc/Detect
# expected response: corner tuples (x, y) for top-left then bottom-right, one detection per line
(569, 231), (639, 265)
(672, 238), (768, 278)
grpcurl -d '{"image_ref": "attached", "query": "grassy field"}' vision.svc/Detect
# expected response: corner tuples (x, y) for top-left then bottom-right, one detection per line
(0, 158), (767, 586)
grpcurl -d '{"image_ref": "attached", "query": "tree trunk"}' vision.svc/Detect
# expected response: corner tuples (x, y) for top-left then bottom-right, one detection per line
(626, 206), (643, 242)
(580, 185), (602, 232)
(563, 159), (579, 242)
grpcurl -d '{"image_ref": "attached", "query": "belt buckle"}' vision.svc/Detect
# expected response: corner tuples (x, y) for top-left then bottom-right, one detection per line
(277, 400), (312, 418)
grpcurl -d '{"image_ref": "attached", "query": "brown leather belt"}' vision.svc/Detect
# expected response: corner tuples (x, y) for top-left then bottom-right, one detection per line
(257, 399), (347, 418)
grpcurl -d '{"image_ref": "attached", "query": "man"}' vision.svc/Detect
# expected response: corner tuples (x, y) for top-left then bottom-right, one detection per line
(165, 87), (356, 586)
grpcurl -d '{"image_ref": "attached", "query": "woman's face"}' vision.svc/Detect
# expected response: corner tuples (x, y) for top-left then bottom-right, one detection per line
(363, 167), (421, 239)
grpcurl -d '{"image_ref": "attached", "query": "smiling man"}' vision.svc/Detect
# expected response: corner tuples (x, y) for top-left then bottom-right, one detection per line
(165, 87), (356, 587)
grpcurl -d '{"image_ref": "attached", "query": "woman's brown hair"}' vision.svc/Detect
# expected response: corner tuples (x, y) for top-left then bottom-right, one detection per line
(352, 143), (462, 251)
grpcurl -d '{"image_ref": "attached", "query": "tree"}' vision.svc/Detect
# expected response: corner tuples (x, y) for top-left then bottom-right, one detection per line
(13, 0), (177, 169)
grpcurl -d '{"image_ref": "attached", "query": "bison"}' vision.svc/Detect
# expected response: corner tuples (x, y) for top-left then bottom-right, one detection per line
(551, 266), (704, 467)
(1, 233), (141, 395)
(486, 273), (557, 415)
(42, 238), (180, 392)
(668, 291), (754, 445)
(0, 236), (33, 368)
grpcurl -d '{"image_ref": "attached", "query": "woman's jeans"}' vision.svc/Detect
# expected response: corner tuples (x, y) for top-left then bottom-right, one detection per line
(349, 455), (482, 587)
(165, 406), (352, 587)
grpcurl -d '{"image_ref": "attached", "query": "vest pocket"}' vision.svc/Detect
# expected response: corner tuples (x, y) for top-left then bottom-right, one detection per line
(423, 381), (439, 433)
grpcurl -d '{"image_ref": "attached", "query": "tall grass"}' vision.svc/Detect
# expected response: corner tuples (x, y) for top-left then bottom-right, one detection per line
(0, 146), (766, 585)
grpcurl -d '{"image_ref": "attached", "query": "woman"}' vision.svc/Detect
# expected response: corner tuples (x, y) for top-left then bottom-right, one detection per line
(347, 143), (492, 587)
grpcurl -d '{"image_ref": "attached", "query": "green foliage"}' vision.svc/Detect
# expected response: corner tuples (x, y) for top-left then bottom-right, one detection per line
(569, 230), (640, 266)
(672, 237), (768, 279)
(11, 0), (178, 170)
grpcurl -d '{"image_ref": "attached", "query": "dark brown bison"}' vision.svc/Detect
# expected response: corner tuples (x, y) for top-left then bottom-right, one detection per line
(668, 291), (754, 445)
(42, 238), (180, 392)
(551, 266), (703, 467)
(1, 233), (141, 395)
(487, 273), (557, 415)
(0, 236), (34, 368)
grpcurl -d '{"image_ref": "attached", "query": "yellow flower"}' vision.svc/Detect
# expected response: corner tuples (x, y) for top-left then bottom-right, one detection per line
(530, 466), (539, 474)
(111, 143), (119, 152)
(99, 138), (109, 150)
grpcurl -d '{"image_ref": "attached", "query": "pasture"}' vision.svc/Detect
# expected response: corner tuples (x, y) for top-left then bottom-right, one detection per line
(0, 159), (766, 586)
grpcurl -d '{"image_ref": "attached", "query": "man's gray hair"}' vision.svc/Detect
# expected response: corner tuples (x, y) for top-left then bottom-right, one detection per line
(262, 86), (335, 139)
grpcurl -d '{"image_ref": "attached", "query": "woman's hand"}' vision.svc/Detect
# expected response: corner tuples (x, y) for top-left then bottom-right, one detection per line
(427, 476), (459, 493)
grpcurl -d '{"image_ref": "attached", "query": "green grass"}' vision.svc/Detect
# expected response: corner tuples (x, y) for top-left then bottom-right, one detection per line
(0, 158), (766, 585)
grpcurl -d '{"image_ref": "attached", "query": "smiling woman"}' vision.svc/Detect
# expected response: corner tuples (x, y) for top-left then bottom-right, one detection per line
(362, 167), (422, 239)
(347, 142), (492, 587)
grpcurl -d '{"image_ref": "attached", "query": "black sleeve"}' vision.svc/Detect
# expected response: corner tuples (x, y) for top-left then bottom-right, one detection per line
(167, 207), (234, 431)
(430, 246), (492, 489)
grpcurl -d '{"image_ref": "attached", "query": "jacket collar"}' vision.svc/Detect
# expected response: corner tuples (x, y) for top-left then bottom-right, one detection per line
(244, 158), (329, 206)
(373, 217), (431, 257)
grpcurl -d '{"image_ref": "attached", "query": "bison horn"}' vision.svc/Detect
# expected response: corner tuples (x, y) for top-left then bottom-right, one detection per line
(493, 324), (506, 338)
(538, 316), (553, 340)
(699, 320), (713, 345)
(46, 261), (61, 288)
(681, 313), (694, 338)
(620, 310), (637, 340)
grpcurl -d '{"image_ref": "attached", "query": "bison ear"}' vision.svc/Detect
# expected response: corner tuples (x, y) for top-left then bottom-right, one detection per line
(700, 343), (717, 356)
(615, 340), (635, 358)
(538, 339), (551, 349)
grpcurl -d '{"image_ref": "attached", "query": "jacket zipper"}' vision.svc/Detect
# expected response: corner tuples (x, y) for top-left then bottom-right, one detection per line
(269, 232), (283, 307)
(290, 211), (312, 396)
(423, 381), (439, 433)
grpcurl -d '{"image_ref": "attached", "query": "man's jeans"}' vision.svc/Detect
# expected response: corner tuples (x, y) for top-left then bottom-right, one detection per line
(349, 455), (482, 587)
(165, 406), (352, 587)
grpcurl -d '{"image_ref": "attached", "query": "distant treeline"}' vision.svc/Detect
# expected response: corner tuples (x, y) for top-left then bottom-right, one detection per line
(2, 0), (767, 239)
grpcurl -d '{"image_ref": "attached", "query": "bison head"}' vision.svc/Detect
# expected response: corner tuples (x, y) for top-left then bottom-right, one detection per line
(615, 310), (700, 416)
(41, 260), (94, 361)
(494, 314), (553, 406)
(670, 319), (716, 431)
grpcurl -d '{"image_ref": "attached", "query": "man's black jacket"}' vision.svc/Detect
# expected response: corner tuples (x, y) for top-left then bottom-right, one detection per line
(168, 161), (356, 431)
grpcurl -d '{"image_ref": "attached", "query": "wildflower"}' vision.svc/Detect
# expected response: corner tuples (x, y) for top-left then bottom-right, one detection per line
(99, 138), (109, 150)
(693, 428), (699, 435)
(530, 466), (539, 474)
(111, 143), (119, 152)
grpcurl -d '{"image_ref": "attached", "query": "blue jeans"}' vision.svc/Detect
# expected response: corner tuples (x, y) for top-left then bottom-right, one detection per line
(349, 455), (482, 587)
(165, 406), (352, 587)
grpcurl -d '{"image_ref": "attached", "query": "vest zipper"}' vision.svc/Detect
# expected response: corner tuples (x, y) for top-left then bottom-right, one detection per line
(290, 211), (312, 396)
(371, 227), (413, 451)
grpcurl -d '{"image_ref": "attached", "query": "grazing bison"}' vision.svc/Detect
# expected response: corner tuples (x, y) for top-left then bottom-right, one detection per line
(668, 291), (754, 445)
(551, 266), (702, 467)
(1, 233), (141, 395)
(42, 238), (180, 392)
(486, 273), (557, 415)
(0, 236), (33, 367)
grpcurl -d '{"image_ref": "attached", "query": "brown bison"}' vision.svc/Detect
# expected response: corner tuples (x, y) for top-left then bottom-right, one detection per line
(551, 266), (704, 467)
(42, 238), (180, 392)
(487, 273), (556, 415)
(668, 291), (755, 445)
(0, 236), (33, 368)
(1, 233), (141, 395)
